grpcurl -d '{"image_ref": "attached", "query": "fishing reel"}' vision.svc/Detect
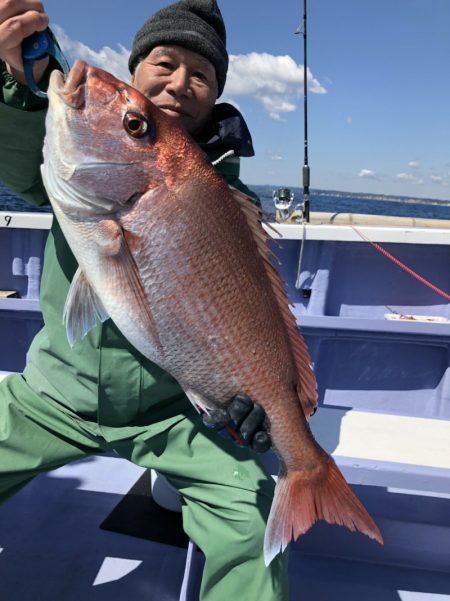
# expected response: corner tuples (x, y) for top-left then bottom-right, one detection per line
(273, 188), (305, 223)
(273, 188), (294, 222)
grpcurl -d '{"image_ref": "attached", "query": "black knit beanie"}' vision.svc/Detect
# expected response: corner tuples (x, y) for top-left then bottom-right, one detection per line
(128, 0), (228, 96)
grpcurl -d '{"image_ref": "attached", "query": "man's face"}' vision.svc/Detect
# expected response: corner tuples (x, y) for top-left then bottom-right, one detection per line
(131, 45), (219, 135)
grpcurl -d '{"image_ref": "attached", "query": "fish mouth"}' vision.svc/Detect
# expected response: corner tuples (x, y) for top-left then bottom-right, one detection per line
(49, 59), (87, 109)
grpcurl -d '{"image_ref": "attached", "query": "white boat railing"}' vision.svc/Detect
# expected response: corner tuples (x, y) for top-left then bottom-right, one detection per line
(3, 210), (450, 245)
(0, 211), (52, 230)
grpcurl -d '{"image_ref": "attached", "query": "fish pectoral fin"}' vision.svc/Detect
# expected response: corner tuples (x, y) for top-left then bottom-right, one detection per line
(63, 267), (109, 346)
(102, 226), (164, 357)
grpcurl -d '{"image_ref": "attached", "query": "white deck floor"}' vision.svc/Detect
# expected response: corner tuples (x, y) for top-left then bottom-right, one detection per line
(0, 454), (449, 600)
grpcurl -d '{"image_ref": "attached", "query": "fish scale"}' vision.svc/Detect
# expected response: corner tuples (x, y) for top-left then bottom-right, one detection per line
(42, 59), (383, 565)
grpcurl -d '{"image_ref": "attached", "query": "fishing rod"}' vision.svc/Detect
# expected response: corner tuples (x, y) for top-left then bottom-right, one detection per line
(273, 1), (310, 223)
(296, 0), (310, 222)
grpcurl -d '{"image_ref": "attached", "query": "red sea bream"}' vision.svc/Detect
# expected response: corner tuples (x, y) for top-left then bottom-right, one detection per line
(41, 60), (383, 565)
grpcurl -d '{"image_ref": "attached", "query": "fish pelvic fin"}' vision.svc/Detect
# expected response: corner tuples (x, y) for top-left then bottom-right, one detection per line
(184, 388), (212, 414)
(264, 458), (384, 566)
(63, 267), (109, 346)
(230, 187), (318, 419)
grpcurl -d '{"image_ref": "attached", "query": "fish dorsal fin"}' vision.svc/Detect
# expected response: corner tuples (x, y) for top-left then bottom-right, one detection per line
(63, 267), (110, 346)
(230, 187), (318, 418)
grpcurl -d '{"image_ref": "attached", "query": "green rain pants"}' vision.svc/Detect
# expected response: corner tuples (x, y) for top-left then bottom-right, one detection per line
(0, 373), (289, 600)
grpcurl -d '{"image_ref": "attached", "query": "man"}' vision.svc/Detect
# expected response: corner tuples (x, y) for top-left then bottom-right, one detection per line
(0, 1), (289, 599)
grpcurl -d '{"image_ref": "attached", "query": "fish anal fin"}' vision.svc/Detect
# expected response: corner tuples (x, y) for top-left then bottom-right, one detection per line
(63, 267), (109, 346)
(230, 187), (318, 419)
(263, 457), (384, 566)
(184, 388), (212, 414)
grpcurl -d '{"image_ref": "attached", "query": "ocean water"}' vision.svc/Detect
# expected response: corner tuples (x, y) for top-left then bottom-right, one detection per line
(255, 185), (450, 221)
(0, 182), (52, 214)
(1, 180), (450, 220)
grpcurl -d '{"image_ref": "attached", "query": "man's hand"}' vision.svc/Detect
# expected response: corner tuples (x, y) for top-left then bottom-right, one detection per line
(0, 0), (49, 84)
(202, 394), (271, 453)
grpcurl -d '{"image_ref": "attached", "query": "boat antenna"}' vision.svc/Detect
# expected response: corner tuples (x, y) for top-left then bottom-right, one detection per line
(296, 0), (310, 222)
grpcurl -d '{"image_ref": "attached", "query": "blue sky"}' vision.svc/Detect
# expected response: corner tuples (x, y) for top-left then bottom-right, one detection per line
(43, 0), (450, 200)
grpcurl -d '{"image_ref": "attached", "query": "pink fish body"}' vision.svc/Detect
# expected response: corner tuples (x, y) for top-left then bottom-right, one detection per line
(42, 60), (383, 565)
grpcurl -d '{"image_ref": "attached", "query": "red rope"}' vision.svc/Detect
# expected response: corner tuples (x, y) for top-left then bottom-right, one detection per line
(351, 225), (450, 302)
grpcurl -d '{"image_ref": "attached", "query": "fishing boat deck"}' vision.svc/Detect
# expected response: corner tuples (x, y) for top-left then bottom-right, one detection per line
(0, 440), (448, 600)
(2, 212), (450, 599)
(0, 430), (449, 600)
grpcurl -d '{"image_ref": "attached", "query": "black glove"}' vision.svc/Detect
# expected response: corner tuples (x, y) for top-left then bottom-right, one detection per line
(202, 393), (271, 453)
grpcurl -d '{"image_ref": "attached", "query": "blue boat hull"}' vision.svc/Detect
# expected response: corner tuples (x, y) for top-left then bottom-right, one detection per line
(1, 212), (450, 598)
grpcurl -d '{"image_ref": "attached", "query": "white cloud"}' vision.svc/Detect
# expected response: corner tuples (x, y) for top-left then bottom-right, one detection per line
(53, 24), (131, 83)
(358, 169), (377, 179)
(53, 27), (327, 121)
(430, 175), (446, 185)
(270, 154), (283, 161)
(346, 115), (353, 125)
(396, 173), (423, 185)
(224, 52), (326, 120)
(259, 95), (297, 121)
(408, 161), (419, 169)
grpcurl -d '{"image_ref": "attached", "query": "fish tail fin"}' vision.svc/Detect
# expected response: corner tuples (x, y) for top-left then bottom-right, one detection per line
(264, 458), (383, 566)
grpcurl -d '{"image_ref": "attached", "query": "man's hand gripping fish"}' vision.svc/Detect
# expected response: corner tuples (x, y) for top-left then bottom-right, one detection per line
(41, 60), (383, 565)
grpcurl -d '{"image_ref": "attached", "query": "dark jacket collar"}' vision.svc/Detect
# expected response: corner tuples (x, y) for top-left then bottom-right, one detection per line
(195, 102), (255, 158)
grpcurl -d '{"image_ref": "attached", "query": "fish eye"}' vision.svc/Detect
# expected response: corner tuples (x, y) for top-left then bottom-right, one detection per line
(123, 112), (149, 138)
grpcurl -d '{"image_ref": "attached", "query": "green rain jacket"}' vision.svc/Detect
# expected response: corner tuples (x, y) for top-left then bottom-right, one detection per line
(0, 61), (260, 426)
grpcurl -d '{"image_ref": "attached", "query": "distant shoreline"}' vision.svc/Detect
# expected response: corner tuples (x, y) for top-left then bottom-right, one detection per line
(2, 181), (450, 220)
(251, 185), (450, 207)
